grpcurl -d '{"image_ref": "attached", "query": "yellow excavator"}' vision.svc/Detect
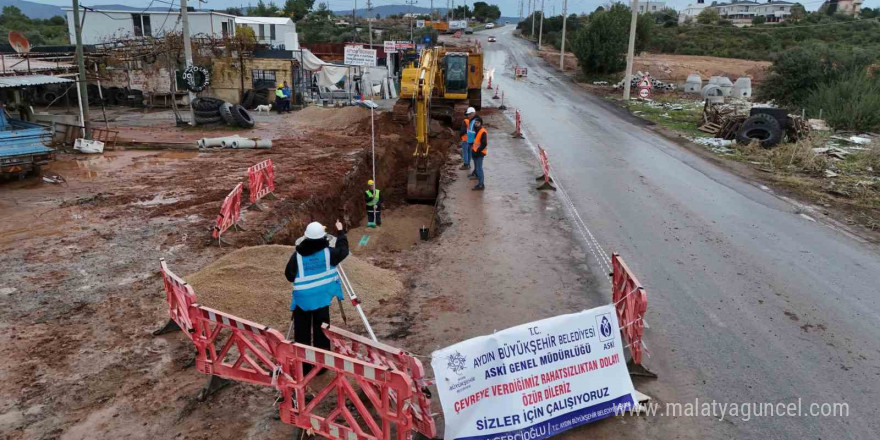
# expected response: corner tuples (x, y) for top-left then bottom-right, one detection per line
(394, 43), (484, 202)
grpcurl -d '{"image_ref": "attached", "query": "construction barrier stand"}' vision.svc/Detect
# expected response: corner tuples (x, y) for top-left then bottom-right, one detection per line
(323, 324), (437, 439)
(247, 159), (276, 204)
(155, 258), (198, 338)
(272, 332), (415, 440)
(212, 183), (243, 244)
(536, 146), (556, 191)
(511, 110), (524, 139)
(612, 253), (648, 365)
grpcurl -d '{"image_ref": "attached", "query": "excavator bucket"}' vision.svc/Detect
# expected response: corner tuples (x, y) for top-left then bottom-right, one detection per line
(406, 168), (439, 202)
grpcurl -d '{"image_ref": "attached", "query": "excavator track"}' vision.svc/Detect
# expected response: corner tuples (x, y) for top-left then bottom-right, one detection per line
(392, 100), (413, 124)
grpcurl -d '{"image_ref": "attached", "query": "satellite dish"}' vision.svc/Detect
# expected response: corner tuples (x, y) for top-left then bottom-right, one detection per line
(8, 31), (31, 54)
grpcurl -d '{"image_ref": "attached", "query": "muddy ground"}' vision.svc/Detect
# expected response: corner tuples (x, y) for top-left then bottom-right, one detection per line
(0, 104), (456, 439)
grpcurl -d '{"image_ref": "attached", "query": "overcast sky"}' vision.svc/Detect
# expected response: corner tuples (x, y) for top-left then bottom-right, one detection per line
(31, 0), (880, 18)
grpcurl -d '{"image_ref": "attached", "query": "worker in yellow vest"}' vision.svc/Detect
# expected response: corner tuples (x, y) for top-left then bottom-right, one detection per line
(470, 118), (488, 191)
(365, 180), (382, 227)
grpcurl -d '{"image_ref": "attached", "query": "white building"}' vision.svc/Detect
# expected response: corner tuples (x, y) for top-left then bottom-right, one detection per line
(679, 0), (795, 25)
(637, 1), (668, 13)
(63, 8), (236, 45)
(234, 17), (298, 49)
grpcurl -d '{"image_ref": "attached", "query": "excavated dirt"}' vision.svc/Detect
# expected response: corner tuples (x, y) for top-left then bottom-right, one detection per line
(0, 104), (456, 440)
(185, 245), (404, 333)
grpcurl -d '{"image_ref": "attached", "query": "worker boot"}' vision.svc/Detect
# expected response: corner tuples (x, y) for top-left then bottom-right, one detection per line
(459, 164), (470, 170)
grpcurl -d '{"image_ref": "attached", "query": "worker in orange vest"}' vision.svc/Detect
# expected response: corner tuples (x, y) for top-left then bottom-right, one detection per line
(459, 107), (476, 170)
(470, 118), (488, 190)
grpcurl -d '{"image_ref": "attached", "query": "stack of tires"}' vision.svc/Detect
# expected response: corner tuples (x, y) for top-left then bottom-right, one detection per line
(241, 88), (272, 110)
(192, 97), (254, 128)
(736, 110), (786, 149)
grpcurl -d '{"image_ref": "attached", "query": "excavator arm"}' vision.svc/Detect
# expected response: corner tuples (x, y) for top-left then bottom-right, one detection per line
(413, 47), (439, 160)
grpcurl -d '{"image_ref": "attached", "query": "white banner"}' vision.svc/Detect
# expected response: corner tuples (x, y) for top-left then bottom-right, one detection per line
(383, 40), (415, 54)
(449, 19), (468, 30)
(431, 305), (636, 440)
(384, 40), (397, 53)
(344, 45), (377, 67)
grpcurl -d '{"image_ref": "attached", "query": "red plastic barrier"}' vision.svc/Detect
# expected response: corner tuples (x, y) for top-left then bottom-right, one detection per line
(272, 331), (414, 440)
(612, 253), (648, 365)
(323, 324), (436, 439)
(512, 109), (524, 138)
(158, 258), (197, 339)
(212, 183), (243, 241)
(190, 305), (285, 386)
(538, 146), (550, 183)
(247, 159), (275, 204)
(487, 75), (493, 90)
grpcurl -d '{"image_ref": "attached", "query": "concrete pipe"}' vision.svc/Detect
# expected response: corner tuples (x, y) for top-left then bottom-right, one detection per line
(199, 135), (242, 148)
(229, 139), (272, 149)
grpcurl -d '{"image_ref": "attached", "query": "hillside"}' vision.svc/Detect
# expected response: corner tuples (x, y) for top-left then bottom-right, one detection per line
(0, 0), (63, 19)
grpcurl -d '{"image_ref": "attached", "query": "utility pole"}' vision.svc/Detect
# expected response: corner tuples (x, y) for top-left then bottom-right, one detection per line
(538, 0), (544, 48)
(71, 0), (90, 138)
(530, 0), (536, 39)
(623, 0), (639, 101)
(180, 0), (197, 126)
(407, 0), (418, 41)
(559, 0), (567, 70)
(367, 0), (372, 47)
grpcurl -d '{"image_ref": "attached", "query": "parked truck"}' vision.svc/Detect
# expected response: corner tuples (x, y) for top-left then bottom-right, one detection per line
(0, 107), (54, 178)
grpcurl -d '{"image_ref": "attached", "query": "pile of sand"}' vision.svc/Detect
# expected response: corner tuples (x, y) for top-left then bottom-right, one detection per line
(347, 204), (435, 253)
(292, 106), (371, 129)
(185, 245), (403, 333)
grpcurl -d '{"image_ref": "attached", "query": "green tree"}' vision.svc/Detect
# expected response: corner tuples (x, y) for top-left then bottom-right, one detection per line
(751, 15), (766, 25)
(472, 2), (501, 22)
(572, 4), (653, 74)
(225, 7), (244, 16)
(283, 0), (315, 20)
(696, 8), (720, 24)
(861, 7), (879, 19)
(649, 7), (679, 27)
(251, 0), (281, 16)
(789, 3), (806, 22)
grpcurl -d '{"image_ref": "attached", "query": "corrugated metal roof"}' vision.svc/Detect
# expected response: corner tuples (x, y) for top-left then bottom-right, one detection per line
(0, 75), (74, 89)
(1, 55), (75, 73)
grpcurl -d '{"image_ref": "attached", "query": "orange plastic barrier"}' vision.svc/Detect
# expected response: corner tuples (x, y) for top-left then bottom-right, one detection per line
(156, 260), (422, 440)
(323, 324), (437, 439)
(247, 159), (275, 204)
(212, 183), (242, 244)
(612, 253), (648, 365)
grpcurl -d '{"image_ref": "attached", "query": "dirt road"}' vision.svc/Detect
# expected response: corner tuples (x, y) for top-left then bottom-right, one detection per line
(476, 26), (880, 439)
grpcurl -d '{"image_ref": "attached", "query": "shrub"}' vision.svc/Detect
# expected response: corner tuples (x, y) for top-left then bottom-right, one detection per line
(804, 70), (880, 131)
(757, 42), (875, 107)
(571, 4), (652, 74)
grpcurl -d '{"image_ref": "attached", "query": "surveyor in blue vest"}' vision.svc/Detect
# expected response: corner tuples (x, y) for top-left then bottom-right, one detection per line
(458, 107), (477, 170)
(284, 220), (349, 358)
(465, 110), (483, 179)
(365, 179), (382, 227)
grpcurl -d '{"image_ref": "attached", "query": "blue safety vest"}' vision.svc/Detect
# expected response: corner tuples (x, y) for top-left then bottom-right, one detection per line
(467, 119), (477, 143)
(291, 248), (343, 311)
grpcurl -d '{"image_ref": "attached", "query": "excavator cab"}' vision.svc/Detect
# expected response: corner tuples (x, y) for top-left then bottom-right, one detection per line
(443, 53), (469, 97)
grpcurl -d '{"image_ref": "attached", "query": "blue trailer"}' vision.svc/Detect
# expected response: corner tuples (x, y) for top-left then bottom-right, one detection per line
(0, 108), (54, 177)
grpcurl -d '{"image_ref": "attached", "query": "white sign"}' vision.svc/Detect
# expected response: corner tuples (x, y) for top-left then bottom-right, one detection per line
(344, 45), (377, 67)
(449, 19), (468, 30)
(383, 40), (415, 54)
(432, 305), (636, 440)
(638, 88), (650, 98)
(416, 19), (426, 28)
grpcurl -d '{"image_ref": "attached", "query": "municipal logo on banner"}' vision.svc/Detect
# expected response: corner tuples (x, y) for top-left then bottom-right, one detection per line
(431, 305), (637, 440)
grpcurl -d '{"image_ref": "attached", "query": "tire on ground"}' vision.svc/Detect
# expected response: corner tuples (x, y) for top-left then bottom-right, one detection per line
(242, 90), (255, 109)
(737, 114), (783, 148)
(230, 104), (255, 128)
(195, 109), (222, 118)
(192, 97), (224, 112)
(194, 114), (223, 125)
(219, 102), (236, 125)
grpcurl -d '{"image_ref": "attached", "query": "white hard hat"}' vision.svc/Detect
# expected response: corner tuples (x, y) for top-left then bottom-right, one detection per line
(466, 107), (476, 115)
(304, 221), (326, 239)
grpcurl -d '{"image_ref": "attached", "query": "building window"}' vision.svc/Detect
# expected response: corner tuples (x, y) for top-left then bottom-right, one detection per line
(270, 24), (276, 40)
(252, 69), (277, 89)
(259, 24), (265, 40)
(222, 21), (229, 37)
(132, 14), (152, 37)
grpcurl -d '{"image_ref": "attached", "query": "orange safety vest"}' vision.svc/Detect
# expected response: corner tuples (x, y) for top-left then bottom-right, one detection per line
(460, 118), (470, 142)
(471, 127), (488, 155)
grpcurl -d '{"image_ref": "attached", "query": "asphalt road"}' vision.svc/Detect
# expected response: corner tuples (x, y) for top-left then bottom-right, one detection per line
(476, 26), (880, 439)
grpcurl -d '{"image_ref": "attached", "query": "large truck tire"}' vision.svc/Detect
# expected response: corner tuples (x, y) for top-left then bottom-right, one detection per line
(230, 104), (255, 128)
(219, 102), (236, 125)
